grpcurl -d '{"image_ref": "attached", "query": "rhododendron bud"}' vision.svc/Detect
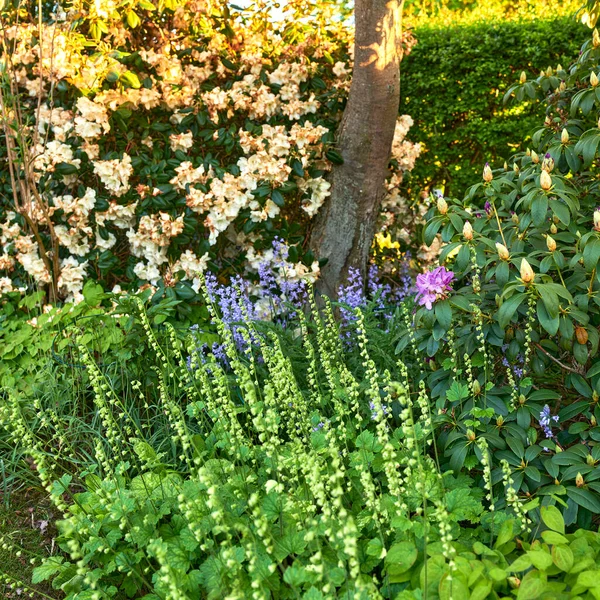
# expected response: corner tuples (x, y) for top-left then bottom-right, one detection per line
(437, 197), (448, 215)
(587, 453), (596, 465)
(557, 64), (563, 72)
(513, 163), (519, 174)
(591, 72), (599, 87)
(520, 71), (526, 84)
(576, 472), (585, 487)
(531, 150), (539, 163)
(463, 220), (473, 241)
(483, 163), (493, 182)
(542, 153), (554, 172)
(546, 235), (556, 252)
(472, 380), (481, 395)
(550, 223), (557, 234)
(520, 258), (535, 284)
(466, 429), (476, 441)
(511, 212), (519, 224)
(559, 81), (566, 92)
(594, 210), (600, 231)
(594, 28), (600, 48)
(561, 129), (569, 144)
(526, 148), (531, 156)
(503, 161), (508, 171)
(496, 242), (510, 261)
(540, 170), (552, 191)
(576, 326), (589, 345)
(546, 66), (553, 77)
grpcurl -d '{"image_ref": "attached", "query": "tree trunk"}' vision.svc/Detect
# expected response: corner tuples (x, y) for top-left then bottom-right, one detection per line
(310, 0), (404, 298)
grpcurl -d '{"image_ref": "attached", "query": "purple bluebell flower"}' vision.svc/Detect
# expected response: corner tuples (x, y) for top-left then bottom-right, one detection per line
(415, 266), (454, 310)
(369, 401), (390, 421)
(539, 405), (559, 438)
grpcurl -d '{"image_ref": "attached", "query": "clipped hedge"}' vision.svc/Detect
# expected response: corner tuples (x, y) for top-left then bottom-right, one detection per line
(401, 17), (588, 197)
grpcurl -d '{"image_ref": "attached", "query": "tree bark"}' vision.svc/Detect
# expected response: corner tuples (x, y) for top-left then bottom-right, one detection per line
(310, 0), (404, 298)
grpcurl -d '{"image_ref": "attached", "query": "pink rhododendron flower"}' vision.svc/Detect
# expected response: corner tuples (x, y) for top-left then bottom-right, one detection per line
(415, 266), (454, 310)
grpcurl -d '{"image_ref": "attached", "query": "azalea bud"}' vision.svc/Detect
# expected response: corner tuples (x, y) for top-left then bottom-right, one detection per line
(557, 64), (563, 72)
(540, 170), (552, 191)
(466, 429), (476, 441)
(576, 326), (589, 345)
(591, 72), (599, 87)
(496, 242), (510, 261)
(503, 161), (508, 171)
(520, 71), (527, 84)
(592, 414), (597, 426)
(550, 223), (557, 234)
(531, 150), (539, 164)
(496, 415), (504, 426)
(594, 210), (600, 231)
(463, 220), (473, 241)
(594, 28), (600, 48)
(587, 453), (596, 466)
(546, 66), (553, 77)
(546, 235), (556, 252)
(513, 162), (519, 175)
(519, 394), (527, 405)
(520, 258), (535, 284)
(437, 196), (448, 215)
(576, 472), (585, 487)
(511, 212), (519, 224)
(559, 81), (566, 92)
(561, 128), (569, 144)
(526, 148), (531, 156)
(483, 163), (493, 183)
(594, 390), (599, 403)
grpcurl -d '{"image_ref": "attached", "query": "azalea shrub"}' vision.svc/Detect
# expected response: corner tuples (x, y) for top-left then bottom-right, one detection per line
(0, 0), (421, 304)
(400, 20), (600, 525)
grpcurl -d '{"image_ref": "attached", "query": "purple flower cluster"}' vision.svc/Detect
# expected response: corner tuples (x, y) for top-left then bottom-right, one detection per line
(501, 345), (525, 379)
(539, 404), (559, 439)
(369, 401), (390, 421)
(415, 266), (454, 310)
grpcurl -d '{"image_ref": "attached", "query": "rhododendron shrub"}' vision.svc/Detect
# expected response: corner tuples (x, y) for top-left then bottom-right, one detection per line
(0, 0), (419, 303)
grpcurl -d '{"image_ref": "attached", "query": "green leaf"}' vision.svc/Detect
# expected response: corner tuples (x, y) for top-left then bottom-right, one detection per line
(385, 542), (418, 575)
(434, 300), (452, 330)
(566, 487), (600, 512)
(32, 557), (65, 583)
(552, 545), (574, 572)
(498, 293), (525, 328)
(121, 71), (142, 89)
(517, 570), (547, 600)
(541, 505), (565, 534)
(83, 280), (104, 307)
(531, 194), (548, 226)
(583, 238), (600, 271)
(271, 189), (285, 207)
(494, 519), (514, 548)
(537, 299), (559, 336)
